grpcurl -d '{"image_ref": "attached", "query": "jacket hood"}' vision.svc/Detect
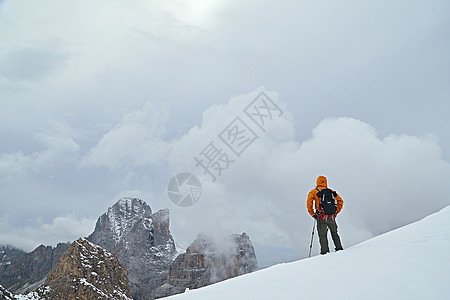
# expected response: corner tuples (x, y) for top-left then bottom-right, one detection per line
(316, 176), (328, 188)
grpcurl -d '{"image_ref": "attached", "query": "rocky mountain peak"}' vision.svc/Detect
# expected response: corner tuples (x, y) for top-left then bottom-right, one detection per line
(32, 238), (131, 300)
(105, 197), (153, 243)
(88, 198), (176, 300)
(154, 232), (258, 298)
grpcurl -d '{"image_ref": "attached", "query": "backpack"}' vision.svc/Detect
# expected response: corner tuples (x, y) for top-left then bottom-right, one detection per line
(316, 188), (337, 215)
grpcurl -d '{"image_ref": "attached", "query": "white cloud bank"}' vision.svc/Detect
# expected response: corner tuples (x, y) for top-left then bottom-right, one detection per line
(82, 102), (170, 170)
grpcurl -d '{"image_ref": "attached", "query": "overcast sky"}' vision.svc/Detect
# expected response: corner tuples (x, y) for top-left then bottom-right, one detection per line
(1, 0), (449, 268)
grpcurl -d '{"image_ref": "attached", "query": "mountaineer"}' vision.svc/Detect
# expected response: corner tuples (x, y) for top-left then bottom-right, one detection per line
(307, 175), (344, 255)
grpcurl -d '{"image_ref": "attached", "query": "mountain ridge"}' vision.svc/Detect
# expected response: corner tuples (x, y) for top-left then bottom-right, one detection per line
(0, 243), (69, 293)
(0, 197), (260, 299)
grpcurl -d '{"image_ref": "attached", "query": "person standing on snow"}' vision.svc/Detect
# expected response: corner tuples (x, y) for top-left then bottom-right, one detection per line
(307, 175), (344, 255)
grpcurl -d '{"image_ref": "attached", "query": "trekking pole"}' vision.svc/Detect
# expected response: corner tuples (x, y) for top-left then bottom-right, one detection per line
(308, 218), (316, 258)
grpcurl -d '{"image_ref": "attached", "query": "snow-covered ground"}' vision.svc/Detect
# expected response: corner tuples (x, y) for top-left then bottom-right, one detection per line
(166, 206), (450, 300)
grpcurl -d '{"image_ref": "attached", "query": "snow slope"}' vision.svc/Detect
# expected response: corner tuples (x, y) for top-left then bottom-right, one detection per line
(166, 206), (450, 300)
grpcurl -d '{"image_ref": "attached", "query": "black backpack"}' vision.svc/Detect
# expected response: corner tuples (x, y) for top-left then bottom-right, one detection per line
(316, 188), (337, 215)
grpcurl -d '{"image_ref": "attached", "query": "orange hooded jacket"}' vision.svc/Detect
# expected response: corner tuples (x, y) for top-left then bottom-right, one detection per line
(307, 176), (343, 216)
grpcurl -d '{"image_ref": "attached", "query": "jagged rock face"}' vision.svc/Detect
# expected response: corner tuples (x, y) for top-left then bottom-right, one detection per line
(0, 243), (68, 293)
(87, 197), (176, 300)
(0, 245), (26, 267)
(35, 238), (131, 300)
(0, 284), (16, 300)
(154, 232), (258, 299)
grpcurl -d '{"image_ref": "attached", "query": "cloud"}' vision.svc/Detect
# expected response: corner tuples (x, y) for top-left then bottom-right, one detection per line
(1, 0), (449, 159)
(0, 119), (80, 177)
(82, 102), (171, 170)
(159, 0), (228, 29)
(0, 120), (90, 228)
(168, 88), (292, 170)
(0, 46), (68, 81)
(0, 214), (96, 252)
